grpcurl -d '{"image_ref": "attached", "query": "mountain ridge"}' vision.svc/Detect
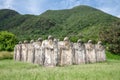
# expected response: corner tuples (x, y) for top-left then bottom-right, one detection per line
(0, 5), (120, 41)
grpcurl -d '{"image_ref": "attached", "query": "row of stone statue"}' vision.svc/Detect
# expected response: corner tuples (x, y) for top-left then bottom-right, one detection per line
(14, 35), (106, 67)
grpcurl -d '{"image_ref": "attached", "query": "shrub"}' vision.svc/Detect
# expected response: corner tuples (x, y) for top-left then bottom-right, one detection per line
(0, 31), (18, 51)
(70, 36), (79, 42)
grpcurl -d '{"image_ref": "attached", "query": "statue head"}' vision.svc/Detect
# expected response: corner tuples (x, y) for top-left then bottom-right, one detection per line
(19, 41), (22, 44)
(38, 38), (42, 42)
(30, 40), (34, 43)
(64, 37), (69, 41)
(88, 40), (92, 43)
(24, 40), (28, 44)
(48, 35), (54, 40)
(54, 38), (58, 42)
(97, 41), (102, 45)
(77, 39), (82, 43)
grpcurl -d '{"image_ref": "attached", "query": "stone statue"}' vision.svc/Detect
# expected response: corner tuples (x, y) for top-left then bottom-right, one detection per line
(42, 35), (57, 67)
(33, 38), (43, 65)
(53, 38), (59, 66)
(27, 40), (35, 63)
(85, 40), (96, 63)
(73, 39), (86, 64)
(95, 41), (106, 62)
(21, 40), (28, 62)
(14, 36), (106, 66)
(58, 37), (73, 66)
(14, 41), (22, 61)
(14, 44), (17, 61)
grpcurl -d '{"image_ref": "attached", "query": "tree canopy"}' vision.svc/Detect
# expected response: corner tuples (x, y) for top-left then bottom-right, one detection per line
(0, 31), (17, 51)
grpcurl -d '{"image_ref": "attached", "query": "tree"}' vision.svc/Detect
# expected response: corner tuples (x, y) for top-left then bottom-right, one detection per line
(0, 31), (17, 51)
(99, 24), (120, 54)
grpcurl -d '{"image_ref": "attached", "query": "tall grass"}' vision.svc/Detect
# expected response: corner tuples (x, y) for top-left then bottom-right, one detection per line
(0, 59), (120, 80)
(0, 51), (13, 60)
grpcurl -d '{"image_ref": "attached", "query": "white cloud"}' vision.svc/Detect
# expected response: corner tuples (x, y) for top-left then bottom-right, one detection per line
(0, 0), (120, 17)
(2, 0), (14, 9)
(17, 0), (120, 18)
(59, 0), (81, 9)
(46, 0), (82, 10)
(117, 15), (120, 18)
(27, 0), (39, 14)
(93, 0), (120, 18)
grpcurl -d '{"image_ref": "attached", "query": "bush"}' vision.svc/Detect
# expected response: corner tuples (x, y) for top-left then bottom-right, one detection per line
(0, 31), (18, 51)
(70, 36), (79, 42)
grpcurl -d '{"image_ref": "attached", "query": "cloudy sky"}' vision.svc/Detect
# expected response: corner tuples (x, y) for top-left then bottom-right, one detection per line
(0, 0), (120, 18)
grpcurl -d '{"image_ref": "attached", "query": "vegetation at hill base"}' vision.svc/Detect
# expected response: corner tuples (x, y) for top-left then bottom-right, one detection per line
(0, 5), (120, 54)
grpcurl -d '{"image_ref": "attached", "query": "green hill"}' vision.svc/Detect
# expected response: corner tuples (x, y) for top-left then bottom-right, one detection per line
(0, 5), (120, 41)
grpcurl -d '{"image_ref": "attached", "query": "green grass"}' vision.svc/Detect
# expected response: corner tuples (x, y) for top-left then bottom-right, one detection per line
(106, 51), (120, 60)
(0, 60), (120, 80)
(0, 51), (120, 80)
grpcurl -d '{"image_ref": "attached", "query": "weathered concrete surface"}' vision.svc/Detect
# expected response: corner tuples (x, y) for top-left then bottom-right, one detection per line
(14, 43), (22, 61)
(95, 41), (106, 62)
(14, 36), (106, 67)
(27, 43), (35, 63)
(58, 37), (73, 66)
(73, 41), (86, 64)
(21, 43), (28, 62)
(14, 45), (17, 60)
(85, 40), (96, 63)
(33, 41), (43, 65)
(42, 36), (57, 67)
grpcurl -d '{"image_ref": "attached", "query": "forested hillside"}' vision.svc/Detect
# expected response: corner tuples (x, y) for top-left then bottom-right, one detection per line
(0, 5), (119, 41)
(0, 5), (120, 53)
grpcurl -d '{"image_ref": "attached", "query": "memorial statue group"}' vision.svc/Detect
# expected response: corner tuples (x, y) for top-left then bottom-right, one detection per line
(14, 35), (106, 67)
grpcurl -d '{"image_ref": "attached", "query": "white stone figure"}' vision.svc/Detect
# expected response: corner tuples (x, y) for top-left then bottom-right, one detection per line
(73, 39), (86, 64)
(14, 41), (22, 61)
(21, 40), (28, 62)
(14, 45), (17, 60)
(27, 40), (35, 63)
(13, 36), (107, 66)
(58, 37), (73, 66)
(42, 35), (57, 67)
(95, 41), (106, 62)
(14, 43), (17, 61)
(53, 39), (59, 66)
(33, 38), (43, 65)
(85, 40), (96, 63)
(57, 41), (63, 66)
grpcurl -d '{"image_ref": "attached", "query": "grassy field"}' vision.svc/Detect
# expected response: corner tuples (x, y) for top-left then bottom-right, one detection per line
(0, 59), (120, 80)
(0, 51), (120, 80)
